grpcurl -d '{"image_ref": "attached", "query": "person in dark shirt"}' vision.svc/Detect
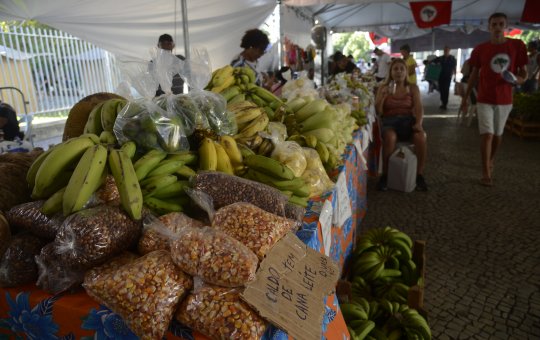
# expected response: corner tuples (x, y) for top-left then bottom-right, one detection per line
(230, 29), (270, 86)
(330, 52), (358, 77)
(433, 46), (457, 110)
(0, 101), (23, 141)
(153, 34), (185, 96)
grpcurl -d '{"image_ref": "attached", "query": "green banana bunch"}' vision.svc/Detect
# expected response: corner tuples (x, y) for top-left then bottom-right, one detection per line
(83, 101), (105, 135)
(175, 165), (197, 178)
(144, 197), (184, 215)
(245, 169), (309, 197)
(166, 151), (198, 165)
(108, 149), (143, 220)
(243, 154), (295, 180)
(63, 144), (108, 216)
(41, 187), (66, 215)
(133, 149), (168, 181)
(140, 174), (178, 197)
(401, 308), (431, 339)
(32, 135), (98, 199)
(101, 98), (126, 132)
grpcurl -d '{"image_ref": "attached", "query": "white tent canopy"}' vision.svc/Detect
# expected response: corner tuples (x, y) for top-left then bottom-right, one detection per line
(285, 0), (536, 40)
(0, 0), (276, 68)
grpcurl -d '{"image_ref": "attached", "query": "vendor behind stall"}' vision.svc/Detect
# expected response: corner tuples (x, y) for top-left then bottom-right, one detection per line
(230, 29), (270, 86)
(0, 101), (23, 141)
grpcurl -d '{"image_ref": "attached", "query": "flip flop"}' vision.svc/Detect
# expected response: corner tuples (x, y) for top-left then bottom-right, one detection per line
(480, 177), (493, 187)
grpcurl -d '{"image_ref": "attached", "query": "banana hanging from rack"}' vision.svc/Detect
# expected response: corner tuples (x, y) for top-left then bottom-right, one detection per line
(63, 144), (108, 216)
(108, 149), (143, 220)
(32, 135), (97, 199)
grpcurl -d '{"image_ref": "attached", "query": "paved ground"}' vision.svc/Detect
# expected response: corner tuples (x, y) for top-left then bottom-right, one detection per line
(361, 86), (540, 339)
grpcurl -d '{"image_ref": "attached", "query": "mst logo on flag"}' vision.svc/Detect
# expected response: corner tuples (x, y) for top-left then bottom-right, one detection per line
(410, 1), (452, 28)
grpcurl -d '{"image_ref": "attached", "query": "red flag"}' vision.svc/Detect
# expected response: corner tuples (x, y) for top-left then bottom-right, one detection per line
(369, 32), (389, 46)
(521, 0), (540, 23)
(410, 1), (452, 28)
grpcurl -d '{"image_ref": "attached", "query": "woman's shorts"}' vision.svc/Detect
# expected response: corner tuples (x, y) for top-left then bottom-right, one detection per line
(381, 116), (416, 141)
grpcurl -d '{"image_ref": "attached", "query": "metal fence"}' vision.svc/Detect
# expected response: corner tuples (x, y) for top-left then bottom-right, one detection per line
(0, 25), (122, 117)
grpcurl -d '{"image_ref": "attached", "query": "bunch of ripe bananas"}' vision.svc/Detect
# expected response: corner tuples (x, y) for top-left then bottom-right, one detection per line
(27, 134), (142, 220)
(206, 65), (287, 121)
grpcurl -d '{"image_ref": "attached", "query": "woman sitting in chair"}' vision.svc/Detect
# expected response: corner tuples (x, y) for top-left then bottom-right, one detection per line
(0, 101), (23, 141)
(375, 58), (428, 191)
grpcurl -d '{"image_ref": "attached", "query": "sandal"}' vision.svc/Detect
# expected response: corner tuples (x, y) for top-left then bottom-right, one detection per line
(480, 177), (493, 187)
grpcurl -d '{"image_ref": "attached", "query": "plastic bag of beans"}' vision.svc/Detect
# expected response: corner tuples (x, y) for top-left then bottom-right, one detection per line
(212, 202), (298, 260)
(35, 242), (86, 294)
(53, 205), (142, 269)
(169, 225), (258, 288)
(0, 233), (46, 287)
(6, 200), (65, 241)
(175, 283), (266, 340)
(138, 212), (204, 255)
(191, 171), (289, 217)
(83, 250), (192, 340)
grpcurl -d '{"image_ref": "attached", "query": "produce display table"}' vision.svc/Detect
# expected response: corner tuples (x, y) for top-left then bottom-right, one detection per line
(0, 128), (371, 340)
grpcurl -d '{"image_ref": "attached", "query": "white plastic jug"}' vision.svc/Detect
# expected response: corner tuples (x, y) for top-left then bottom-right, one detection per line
(387, 146), (417, 192)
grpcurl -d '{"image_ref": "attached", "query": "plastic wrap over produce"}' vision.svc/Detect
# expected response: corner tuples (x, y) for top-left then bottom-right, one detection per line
(212, 202), (298, 260)
(138, 212), (204, 255)
(191, 171), (289, 217)
(169, 225), (259, 287)
(302, 147), (335, 197)
(175, 284), (266, 340)
(0, 233), (46, 287)
(53, 205), (142, 269)
(35, 242), (86, 294)
(83, 250), (192, 340)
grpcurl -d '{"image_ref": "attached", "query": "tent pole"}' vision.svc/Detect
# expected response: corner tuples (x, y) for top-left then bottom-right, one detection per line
(181, 0), (190, 61)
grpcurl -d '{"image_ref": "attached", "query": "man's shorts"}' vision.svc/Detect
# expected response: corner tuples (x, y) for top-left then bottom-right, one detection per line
(381, 116), (416, 141)
(476, 103), (513, 136)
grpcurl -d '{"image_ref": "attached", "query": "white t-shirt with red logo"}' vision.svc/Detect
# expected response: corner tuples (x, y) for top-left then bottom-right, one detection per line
(470, 38), (528, 105)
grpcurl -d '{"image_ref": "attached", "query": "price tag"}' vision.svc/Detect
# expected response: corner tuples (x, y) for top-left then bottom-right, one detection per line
(333, 172), (352, 228)
(319, 199), (333, 256)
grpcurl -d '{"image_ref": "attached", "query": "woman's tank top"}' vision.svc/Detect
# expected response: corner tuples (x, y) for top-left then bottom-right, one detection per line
(383, 88), (413, 117)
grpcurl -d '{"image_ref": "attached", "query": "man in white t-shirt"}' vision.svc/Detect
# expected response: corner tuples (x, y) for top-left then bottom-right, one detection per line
(374, 47), (391, 82)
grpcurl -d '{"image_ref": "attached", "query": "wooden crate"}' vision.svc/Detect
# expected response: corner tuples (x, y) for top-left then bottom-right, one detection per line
(336, 240), (426, 316)
(507, 117), (540, 139)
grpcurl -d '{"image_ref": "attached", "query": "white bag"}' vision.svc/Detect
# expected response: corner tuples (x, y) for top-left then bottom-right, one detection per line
(387, 146), (417, 192)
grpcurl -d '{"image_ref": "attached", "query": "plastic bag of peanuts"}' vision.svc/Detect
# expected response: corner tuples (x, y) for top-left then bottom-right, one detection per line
(0, 233), (46, 287)
(6, 200), (65, 241)
(175, 283), (267, 340)
(212, 202), (299, 260)
(144, 214), (259, 287)
(83, 250), (192, 340)
(138, 212), (204, 255)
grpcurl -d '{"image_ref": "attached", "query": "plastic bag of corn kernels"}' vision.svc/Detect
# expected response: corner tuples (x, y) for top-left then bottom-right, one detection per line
(138, 212), (204, 255)
(212, 202), (298, 260)
(169, 225), (258, 288)
(83, 250), (192, 340)
(175, 284), (266, 339)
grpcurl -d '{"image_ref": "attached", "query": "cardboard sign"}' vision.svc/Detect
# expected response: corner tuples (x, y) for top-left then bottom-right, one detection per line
(242, 233), (340, 340)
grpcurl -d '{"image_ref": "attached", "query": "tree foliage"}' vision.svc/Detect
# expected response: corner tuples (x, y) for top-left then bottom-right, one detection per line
(332, 32), (372, 62)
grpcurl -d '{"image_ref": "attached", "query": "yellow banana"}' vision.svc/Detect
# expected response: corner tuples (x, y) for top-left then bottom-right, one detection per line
(63, 144), (108, 216)
(26, 147), (55, 189)
(100, 99), (121, 132)
(315, 141), (330, 163)
(83, 101), (105, 135)
(99, 130), (117, 145)
(212, 65), (234, 87)
(33, 136), (97, 199)
(213, 142), (234, 175)
(108, 149), (143, 220)
(234, 107), (263, 125)
(218, 135), (243, 167)
(120, 141), (137, 159)
(198, 137), (217, 171)
(227, 100), (257, 113)
(256, 138), (274, 156)
(234, 113), (269, 139)
(236, 134), (263, 150)
(211, 75), (235, 93)
(41, 187), (66, 215)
